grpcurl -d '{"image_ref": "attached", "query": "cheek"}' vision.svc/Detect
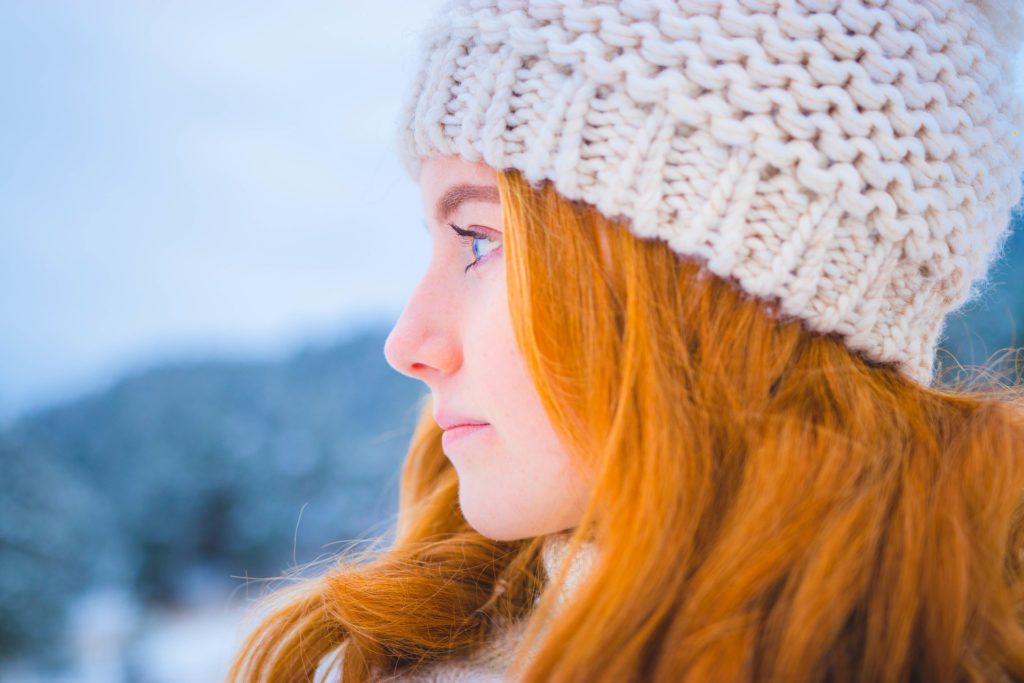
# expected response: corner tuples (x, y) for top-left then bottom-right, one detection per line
(464, 266), (571, 465)
(485, 302), (562, 453)
(465, 273), (541, 424)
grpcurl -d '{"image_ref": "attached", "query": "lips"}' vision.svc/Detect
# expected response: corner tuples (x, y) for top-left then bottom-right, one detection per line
(440, 423), (491, 449)
(434, 407), (491, 450)
(433, 408), (490, 432)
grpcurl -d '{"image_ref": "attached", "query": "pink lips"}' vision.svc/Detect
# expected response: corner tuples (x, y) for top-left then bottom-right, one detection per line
(441, 423), (491, 448)
(434, 408), (491, 449)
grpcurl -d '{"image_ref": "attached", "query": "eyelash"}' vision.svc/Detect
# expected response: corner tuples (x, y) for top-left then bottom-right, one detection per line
(449, 222), (501, 273)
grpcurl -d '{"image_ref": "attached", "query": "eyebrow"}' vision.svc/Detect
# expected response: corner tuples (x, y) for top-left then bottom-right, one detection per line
(433, 183), (500, 225)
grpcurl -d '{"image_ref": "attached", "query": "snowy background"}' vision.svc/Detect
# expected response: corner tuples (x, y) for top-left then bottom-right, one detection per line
(1, 2), (1022, 682)
(1, 1), (444, 681)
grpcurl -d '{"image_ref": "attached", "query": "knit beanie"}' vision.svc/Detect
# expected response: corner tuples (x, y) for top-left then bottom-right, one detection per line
(395, 0), (1024, 386)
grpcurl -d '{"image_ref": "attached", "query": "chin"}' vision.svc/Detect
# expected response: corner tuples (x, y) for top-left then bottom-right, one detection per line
(459, 491), (527, 541)
(460, 494), (572, 543)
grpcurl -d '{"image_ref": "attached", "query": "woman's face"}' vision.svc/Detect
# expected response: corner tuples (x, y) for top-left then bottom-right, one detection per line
(383, 155), (590, 542)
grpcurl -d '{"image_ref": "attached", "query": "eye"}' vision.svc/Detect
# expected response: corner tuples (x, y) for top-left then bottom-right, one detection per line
(449, 222), (502, 273)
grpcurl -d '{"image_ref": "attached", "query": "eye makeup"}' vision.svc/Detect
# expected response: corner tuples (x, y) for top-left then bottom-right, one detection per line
(449, 222), (502, 273)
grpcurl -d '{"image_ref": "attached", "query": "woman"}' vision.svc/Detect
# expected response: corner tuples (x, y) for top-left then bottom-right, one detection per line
(228, 0), (1024, 681)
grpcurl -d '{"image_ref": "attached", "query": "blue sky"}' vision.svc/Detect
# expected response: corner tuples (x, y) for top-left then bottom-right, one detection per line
(0, 1), (446, 423)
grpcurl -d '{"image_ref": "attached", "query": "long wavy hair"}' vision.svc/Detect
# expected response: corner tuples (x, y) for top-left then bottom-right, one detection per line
(226, 167), (1024, 683)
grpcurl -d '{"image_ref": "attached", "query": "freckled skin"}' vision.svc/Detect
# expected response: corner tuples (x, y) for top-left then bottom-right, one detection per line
(383, 155), (591, 541)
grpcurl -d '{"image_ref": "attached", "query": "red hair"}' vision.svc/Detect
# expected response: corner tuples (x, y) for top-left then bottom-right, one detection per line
(227, 168), (1024, 682)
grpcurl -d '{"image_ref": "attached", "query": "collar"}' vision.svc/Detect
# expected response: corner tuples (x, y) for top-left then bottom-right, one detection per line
(539, 532), (599, 613)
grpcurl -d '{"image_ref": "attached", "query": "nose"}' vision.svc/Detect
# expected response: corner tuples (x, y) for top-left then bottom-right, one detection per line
(383, 270), (462, 383)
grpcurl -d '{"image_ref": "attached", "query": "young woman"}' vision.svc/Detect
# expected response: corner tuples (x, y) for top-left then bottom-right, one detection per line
(228, 1), (1024, 681)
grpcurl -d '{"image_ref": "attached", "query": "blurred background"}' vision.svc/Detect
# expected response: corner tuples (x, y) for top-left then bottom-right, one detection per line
(0, 2), (1022, 682)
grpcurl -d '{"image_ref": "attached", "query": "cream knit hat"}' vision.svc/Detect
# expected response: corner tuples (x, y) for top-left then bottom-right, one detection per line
(396, 0), (1024, 386)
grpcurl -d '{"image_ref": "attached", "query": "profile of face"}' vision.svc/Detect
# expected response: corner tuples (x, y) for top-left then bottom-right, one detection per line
(383, 155), (591, 542)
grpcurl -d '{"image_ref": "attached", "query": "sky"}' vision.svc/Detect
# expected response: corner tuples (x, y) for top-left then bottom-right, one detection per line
(0, 1), (447, 424)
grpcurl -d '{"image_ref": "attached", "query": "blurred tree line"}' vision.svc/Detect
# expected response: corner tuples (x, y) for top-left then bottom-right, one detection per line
(0, 326), (425, 670)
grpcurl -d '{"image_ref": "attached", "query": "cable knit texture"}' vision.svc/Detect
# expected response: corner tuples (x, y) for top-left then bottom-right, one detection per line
(397, 0), (1024, 385)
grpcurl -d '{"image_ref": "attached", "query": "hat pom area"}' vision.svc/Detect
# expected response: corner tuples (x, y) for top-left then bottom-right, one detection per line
(395, 0), (1024, 386)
